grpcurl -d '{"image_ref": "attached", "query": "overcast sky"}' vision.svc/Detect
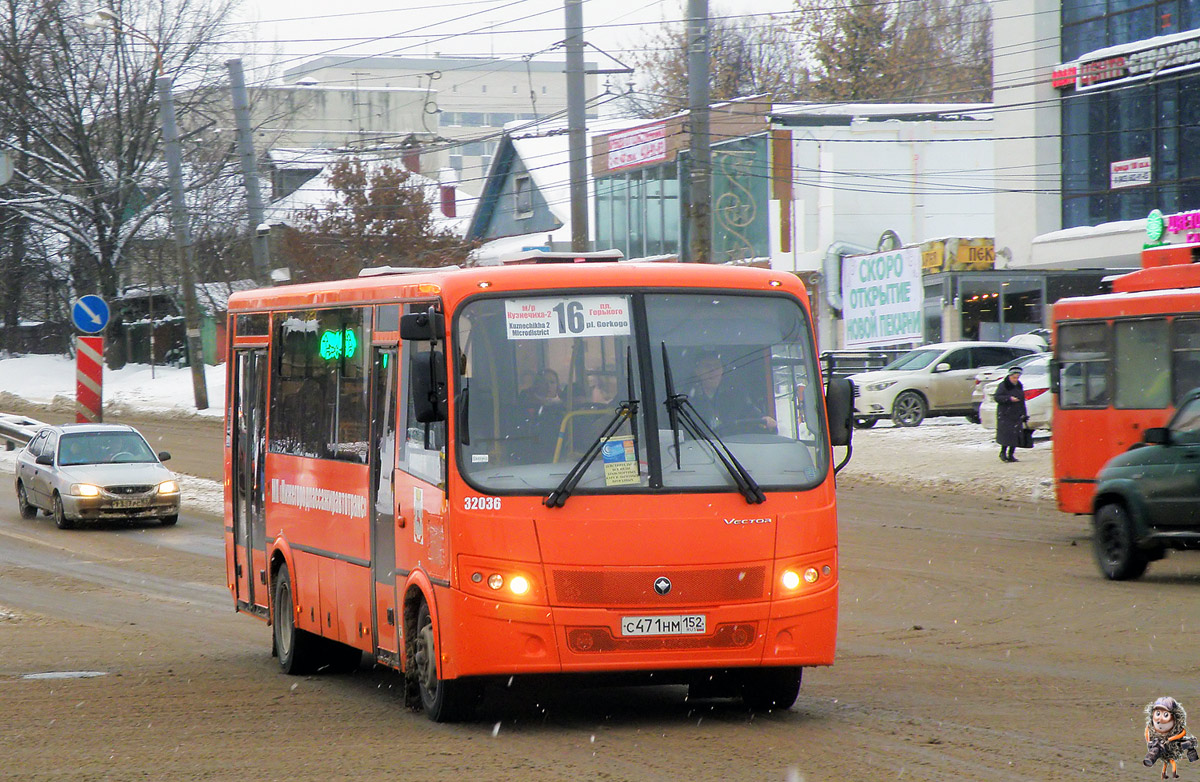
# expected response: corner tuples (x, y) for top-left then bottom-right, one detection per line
(235, 0), (797, 84)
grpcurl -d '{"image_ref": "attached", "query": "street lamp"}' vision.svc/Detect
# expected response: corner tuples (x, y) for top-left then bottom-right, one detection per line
(84, 8), (208, 409)
(83, 9), (162, 76)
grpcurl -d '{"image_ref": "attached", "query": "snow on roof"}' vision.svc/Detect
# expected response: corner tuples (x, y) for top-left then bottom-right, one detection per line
(194, 280), (259, 317)
(264, 152), (471, 236)
(1031, 217), (1147, 244)
(772, 102), (993, 121)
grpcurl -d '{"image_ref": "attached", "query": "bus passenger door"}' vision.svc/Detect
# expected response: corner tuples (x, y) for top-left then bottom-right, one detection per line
(395, 336), (450, 602)
(369, 347), (401, 660)
(232, 348), (268, 610)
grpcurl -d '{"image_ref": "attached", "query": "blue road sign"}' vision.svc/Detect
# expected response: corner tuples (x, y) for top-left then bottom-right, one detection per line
(72, 295), (110, 334)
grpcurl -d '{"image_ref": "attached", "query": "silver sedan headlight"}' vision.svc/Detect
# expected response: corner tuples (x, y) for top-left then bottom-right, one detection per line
(70, 483), (102, 497)
(157, 480), (180, 495)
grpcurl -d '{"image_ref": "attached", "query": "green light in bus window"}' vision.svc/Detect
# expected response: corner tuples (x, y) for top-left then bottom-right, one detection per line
(319, 328), (358, 360)
(382, 352), (389, 368)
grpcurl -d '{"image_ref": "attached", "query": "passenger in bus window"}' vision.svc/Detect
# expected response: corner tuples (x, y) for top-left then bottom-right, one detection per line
(519, 369), (563, 415)
(687, 350), (776, 435)
(587, 371), (619, 407)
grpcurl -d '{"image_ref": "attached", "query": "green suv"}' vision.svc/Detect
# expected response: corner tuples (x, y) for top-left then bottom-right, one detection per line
(1092, 390), (1200, 579)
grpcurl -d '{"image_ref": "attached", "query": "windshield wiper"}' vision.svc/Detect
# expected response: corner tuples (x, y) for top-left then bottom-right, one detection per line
(545, 348), (640, 508)
(660, 342), (766, 505)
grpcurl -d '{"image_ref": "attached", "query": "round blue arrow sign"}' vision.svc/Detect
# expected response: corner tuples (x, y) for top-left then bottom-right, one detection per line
(72, 295), (110, 334)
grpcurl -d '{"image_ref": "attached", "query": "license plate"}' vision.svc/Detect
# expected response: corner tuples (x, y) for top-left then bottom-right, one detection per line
(620, 614), (706, 636)
(109, 498), (151, 509)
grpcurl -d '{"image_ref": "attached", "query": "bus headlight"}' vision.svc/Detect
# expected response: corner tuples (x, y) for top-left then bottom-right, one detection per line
(779, 557), (836, 594)
(781, 570), (801, 590)
(460, 555), (546, 604)
(71, 483), (101, 497)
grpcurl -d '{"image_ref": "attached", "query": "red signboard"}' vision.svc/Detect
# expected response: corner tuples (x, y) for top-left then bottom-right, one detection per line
(76, 335), (103, 423)
(607, 123), (667, 171)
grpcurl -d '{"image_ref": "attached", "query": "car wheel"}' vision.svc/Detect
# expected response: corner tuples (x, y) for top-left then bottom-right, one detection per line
(1093, 502), (1148, 580)
(52, 493), (74, 530)
(964, 411), (981, 424)
(892, 391), (927, 427)
(740, 666), (801, 712)
(16, 482), (36, 519)
(409, 599), (480, 722)
(273, 562), (322, 675)
(160, 514), (178, 526)
(853, 416), (878, 429)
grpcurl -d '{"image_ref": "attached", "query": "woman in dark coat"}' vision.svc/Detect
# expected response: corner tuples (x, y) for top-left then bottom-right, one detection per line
(994, 366), (1029, 462)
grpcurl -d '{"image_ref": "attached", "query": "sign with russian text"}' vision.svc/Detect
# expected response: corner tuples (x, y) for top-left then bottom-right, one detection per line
(1111, 157), (1151, 189)
(607, 123), (667, 171)
(504, 295), (632, 340)
(841, 248), (924, 348)
(1053, 30), (1200, 91)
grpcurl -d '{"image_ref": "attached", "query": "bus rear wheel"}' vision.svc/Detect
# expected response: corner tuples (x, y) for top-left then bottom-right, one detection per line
(410, 600), (480, 722)
(740, 666), (801, 711)
(1093, 502), (1148, 580)
(273, 562), (322, 674)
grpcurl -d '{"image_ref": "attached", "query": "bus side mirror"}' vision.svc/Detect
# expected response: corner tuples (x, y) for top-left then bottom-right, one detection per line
(400, 307), (444, 341)
(411, 350), (447, 423)
(825, 377), (854, 448)
(1144, 427), (1170, 445)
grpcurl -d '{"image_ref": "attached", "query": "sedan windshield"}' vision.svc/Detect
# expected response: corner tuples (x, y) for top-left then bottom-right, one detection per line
(59, 432), (157, 466)
(883, 348), (943, 371)
(456, 291), (826, 496)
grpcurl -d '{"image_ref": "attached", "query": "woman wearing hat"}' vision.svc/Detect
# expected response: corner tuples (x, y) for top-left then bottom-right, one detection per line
(994, 365), (1029, 462)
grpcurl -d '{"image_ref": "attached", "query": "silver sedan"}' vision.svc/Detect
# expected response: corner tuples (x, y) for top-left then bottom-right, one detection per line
(14, 423), (181, 529)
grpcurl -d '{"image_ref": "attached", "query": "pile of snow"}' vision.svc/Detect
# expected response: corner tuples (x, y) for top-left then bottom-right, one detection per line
(0, 355), (225, 419)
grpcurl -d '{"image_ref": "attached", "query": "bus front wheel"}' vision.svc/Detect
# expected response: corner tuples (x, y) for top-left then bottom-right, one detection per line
(740, 666), (801, 711)
(273, 563), (322, 674)
(411, 600), (480, 722)
(1093, 502), (1149, 580)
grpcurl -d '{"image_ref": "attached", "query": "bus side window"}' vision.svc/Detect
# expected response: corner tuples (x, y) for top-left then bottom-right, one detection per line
(1058, 322), (1111, 408)
(1173, 319), (1200, 404)
(1115, 318), (1170, 409)
(399, 336), (446, 487)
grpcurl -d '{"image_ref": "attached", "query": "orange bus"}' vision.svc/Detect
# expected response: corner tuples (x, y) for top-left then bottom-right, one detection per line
(224, 257), (853, 721)
(1052, 244), (1200, 516)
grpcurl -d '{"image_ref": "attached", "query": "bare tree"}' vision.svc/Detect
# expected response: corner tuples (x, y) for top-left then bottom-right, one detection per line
(282, 157), (475, 282)
(632, 4), (814, 117)
(796, 0), (992, 103)
(0, 0), (241, 303)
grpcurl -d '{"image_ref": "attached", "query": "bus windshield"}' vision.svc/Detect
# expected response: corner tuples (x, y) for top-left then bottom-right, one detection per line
(456, 291), (827, 495)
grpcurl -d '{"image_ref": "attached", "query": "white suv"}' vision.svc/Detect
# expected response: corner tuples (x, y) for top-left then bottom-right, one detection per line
(848, 341), (1038, 427)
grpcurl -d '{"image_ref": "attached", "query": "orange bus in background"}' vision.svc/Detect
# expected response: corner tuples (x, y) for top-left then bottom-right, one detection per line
(224, 257), (853, 721)
(1052, 244), (1200, 516)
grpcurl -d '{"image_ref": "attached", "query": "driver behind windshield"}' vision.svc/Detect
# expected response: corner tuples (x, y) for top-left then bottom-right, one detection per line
(686, 350), (776, 435)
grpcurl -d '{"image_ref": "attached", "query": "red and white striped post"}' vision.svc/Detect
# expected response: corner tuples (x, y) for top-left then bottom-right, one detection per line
(76, 335), (103, 423)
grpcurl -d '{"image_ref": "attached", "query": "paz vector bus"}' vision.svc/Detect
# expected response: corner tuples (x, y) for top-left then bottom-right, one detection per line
(223, 254), (854, 721)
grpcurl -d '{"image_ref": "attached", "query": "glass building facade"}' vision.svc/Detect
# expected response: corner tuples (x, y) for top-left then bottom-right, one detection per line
(1060, 1), (1200, 228)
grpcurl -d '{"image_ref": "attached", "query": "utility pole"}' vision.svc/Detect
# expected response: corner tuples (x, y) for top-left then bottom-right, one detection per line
(564, 0), (589, 253)
(687, 0), (711, 263)
(156, 76), (208, 410)
(226, 59), (270, 285)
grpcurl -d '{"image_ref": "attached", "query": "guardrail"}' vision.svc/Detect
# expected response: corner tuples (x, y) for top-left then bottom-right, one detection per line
(0, 413), (44, 451)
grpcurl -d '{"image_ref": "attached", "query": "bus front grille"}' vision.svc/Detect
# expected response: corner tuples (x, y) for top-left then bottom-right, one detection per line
(551, 566), (766, 606)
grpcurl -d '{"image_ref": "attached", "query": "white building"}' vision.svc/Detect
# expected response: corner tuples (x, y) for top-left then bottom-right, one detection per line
(281, 56), (598, 196)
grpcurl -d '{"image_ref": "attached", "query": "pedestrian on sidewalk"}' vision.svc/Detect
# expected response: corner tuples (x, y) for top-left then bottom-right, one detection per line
(994, 366), (1029, 463)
